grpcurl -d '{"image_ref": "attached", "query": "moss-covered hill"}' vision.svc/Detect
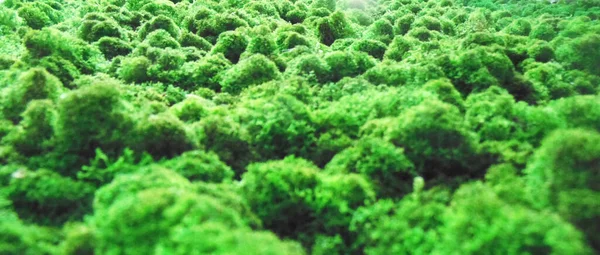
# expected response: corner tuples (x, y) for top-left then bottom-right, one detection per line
(0, 0), (599, 254)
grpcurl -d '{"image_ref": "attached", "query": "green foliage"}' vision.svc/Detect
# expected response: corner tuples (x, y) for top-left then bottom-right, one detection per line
(316, 87), (432, 141)
(325, 137), (416, 197)
(0, 68), (63, 123)
(364, 18), (394, 44)
(316, 11), (354, 45)
(6, 169), (95, 224)
(211, 31), (249, 63)
(221, 54), (280, 95)
(92, 166), (193, 213)
(130, 112), (195, 159)
(317, 76), (374, 101)
(503, 18), (532, 36)
(437, 182), (591, 255)
(238, 95), (316, 160)
(311, 0), (336, 12)
(23, 28), (103, 75)
(465, 86), (517, 141)
(394, 13), (416, 35)
(54, 81), (133, 172)
(59, 222), (95, 255)
(286, 54), (331, 83)
(93, 167), (247, 255)
(194, 112), (254, 176)
(78, 13), (123, 42)
(350, 39), (387, 60)
(484, 163), (532, 206)
(527, 40), (554, 62)
(37, 55), (81, 87)
(118, 56), (151, 83)
(363, 185), (450, 254)
(241, 156), (320, 238)
(0, 0), (598, 253)
(0, 209), (60, 254)
(3, 100), (56, 156)
(384, 35), (418, 61)
(145, 47), (187, 83)
(159, 150), (234, 183)
(156, 222), (306, 255)
(143, 29), (181, 49)
(313, 173), (376, 238)
(96, 37), (132, 60)
(169, 95), (213, 123)
(324, 50), (375, 82)
(246, 33), (277, 55)
(180, 32), (213, 51)
(0, 5), (20, 33)
(185, 10), (250, 43)
(413, 15), (443, 32)
(530, 22), (557, 41)
(446, 47), (515, 94)
(555, 33), (600, 76)
(422, 78), (465, 110)
(276, 31), (312, 51)
(388, 100), (480, 180)
(17, 2), (62, 29)
(77, 148), (153, 185)
(245, 1), (279, 17)
(191, 181), (262, 228)
(138, 15), (181, 40)
(525, 129), (600, 250)
(550, 95), (600, 131)
(179, 53), (231, 91)
(363, 62), (444, 87)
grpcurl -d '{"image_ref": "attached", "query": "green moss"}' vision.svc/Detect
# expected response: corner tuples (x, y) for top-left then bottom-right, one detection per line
(54, 81), (133, 172)
(316, 11), (354, 46)
(324, 51), (375, 82)
(93, 173), (246, 254)
(0, 209), (60, 254)
(180, 32), (213, 51)
(130, 113), (195, 159)
(143, 29), (181, 49)
(504, 18), (532, 36)
(325, 137), (416, 197)
(351, 39), (387, 60)
(23, 28), (102, 75)
(4, 100), (56, 156)
(1, 68), (63, 123)
(388, 100), (479, 179)
(221, 54), (280, 95)
(364, 18), (394, 44)
(384, 36), (417, 61)
(365, 187), (449, 255)
(447, 47), (515, 94)
(118, 56), (151, 83)
(239, 94), (316, 160)
(169, 96), (213, 123)
(7, 169), (95, 225)
(96, 37), (132, 60)
(78, 15), (123, 42)
(138, 15), (181, 40)
(194, 111), (254, 176)
(17, 2), (62, 29)
(241, 156), (320, 239)
(437, 182), (591, 255)
(159, 150), (234, 183)
(211, 31), (249, 63)
(555, 33), (600, 76)
(1, 1), (599, 254)
(178, 53), (231, 91)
